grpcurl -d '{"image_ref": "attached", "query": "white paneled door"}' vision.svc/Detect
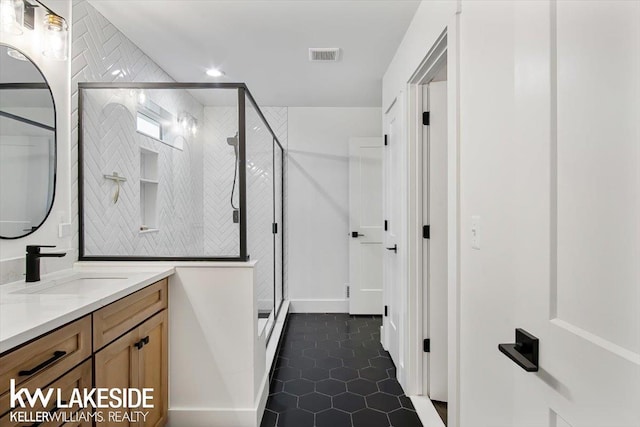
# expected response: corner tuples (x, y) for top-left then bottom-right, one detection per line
(348, 137), (384, 315)
(383, 100), (403, 375)
(511, 2), (640, 426)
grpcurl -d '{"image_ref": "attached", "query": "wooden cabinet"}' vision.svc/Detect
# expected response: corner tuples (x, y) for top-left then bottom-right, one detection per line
(136, 312), (168, 427)
(93, 279), (168, 351)
(1, 278), (169, 427)
(0, 316), (92, 418)
(94, 283), (168, 427)
(0, 359), (92, 427)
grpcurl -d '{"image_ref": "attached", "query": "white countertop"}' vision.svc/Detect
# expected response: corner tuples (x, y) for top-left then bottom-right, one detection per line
(0, 266), (175, 354)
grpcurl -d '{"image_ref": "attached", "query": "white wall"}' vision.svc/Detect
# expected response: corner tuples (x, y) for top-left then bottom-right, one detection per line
(287, 107), (381, 312)
(457, 3), (517, 426)
(382, 1), (458, 111)
(384, 1), (639, 427)
(0, 0), (74, 284)
(169, 264), (266, 427)
(381, 1), (518, 426)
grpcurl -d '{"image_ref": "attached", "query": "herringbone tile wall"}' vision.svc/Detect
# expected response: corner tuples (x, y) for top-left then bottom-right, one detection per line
(203, 107), (240, 256)
(72, 0), (288, 299)
(81, 89), (204, 256)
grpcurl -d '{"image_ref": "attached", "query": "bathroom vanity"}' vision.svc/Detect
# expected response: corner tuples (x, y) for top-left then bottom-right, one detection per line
(0, 269), (173, 427)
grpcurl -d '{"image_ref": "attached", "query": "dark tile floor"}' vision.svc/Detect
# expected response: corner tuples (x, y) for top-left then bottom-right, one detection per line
(261, 313), (423, 427)
(432, 400), (448, 425)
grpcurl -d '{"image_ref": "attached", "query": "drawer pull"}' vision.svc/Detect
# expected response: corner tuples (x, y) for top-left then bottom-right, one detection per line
(134, 336), (150, 350)
(18, 350), (67, 376)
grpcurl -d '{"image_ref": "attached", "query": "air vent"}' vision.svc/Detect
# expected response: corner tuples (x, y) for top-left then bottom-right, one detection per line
(309, 48), (341, 62)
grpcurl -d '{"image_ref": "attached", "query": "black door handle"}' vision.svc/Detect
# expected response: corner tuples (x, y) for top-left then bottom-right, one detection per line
(498, 328), (539, 372)
(351, 232), (364, 238)
(386, 244), (397, 253)
(135, 335), (150, 350)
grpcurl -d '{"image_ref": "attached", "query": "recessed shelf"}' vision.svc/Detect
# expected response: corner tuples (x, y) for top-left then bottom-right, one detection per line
(140, 146), (159, 232)
(140, 148), (159, 181)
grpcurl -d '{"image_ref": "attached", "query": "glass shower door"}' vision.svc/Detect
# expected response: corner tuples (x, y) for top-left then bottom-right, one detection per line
(274, 139), (284, 316)
(244, 94), (275, 337)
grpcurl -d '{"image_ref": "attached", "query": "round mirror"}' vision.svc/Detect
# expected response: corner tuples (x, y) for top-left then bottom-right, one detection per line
(0, 43), (56, 239)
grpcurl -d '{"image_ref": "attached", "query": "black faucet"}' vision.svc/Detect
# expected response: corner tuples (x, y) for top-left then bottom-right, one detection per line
(26, 245), (66, 282)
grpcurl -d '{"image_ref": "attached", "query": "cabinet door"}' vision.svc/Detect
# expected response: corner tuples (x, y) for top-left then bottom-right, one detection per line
(94, 328), (140, 427)
(137, 311), (168, 427)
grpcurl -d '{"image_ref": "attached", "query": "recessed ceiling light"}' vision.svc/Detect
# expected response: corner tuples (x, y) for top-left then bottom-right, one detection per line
(206, 68), (225, 77)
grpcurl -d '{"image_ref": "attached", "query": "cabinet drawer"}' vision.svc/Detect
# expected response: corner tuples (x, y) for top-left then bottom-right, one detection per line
(0, 316), (91, 399)
(0, 359), (92, 427)
(93, 279), (168, 351)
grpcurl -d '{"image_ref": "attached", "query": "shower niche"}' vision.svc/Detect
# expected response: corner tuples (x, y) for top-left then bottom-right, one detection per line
(78, 82), (285, 337)
(139, 146), (158, 233)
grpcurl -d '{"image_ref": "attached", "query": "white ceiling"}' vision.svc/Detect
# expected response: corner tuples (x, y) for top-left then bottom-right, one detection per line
(88, 0), (420, 107)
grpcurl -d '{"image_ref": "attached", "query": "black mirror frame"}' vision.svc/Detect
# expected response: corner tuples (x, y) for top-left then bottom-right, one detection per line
(0, 43), (57, 240)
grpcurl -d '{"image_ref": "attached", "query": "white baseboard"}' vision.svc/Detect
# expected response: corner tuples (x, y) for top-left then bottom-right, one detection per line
(168, 407), (258, 427)
(168, 373), (270, 427)
(255, 371), (269, 427)
(410, 396), (446, 427)
(289, 299), (348, 313)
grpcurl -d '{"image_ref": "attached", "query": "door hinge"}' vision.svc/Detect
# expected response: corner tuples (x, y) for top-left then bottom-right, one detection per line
(423, 225), (430, 239)
(272, 223), (278, 234)
(423, 111), (430, 126)
(384, 305), (388, 317)
(384, 220), (388, 231)
(423, 339), (431, 353)
(346, 286), (350, 298)
(384, 134), (388, 146)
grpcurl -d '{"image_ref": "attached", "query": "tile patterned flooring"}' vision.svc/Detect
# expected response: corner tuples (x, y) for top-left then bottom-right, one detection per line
(261, 313), (423, 427)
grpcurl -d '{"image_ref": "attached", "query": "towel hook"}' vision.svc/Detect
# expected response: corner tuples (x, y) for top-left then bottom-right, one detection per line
(103, 172), (127, 203)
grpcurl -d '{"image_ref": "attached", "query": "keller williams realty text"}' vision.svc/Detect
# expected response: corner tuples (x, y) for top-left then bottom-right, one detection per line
(9, 379), (153, 422)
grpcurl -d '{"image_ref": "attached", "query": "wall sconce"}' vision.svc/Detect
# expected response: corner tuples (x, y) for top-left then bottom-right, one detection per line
(177, 112), (198, 137)
(1, 0), (69, 61)
(42, 11), (68, 60)
(0, 0), (24, 35)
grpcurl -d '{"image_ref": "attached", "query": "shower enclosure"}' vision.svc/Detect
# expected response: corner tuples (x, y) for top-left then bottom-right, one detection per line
(78, 83), (284, 337)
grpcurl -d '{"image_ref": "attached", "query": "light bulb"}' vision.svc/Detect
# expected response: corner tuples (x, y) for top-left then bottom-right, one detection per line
(0, 0), (23, 35)
(42, 13), (68, 61)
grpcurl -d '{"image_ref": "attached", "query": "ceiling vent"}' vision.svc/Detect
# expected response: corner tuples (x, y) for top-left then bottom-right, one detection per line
(309, 48), (341, 62)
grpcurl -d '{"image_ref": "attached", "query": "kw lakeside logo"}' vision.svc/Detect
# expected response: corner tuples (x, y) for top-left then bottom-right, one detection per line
(9, 379), (153, 424)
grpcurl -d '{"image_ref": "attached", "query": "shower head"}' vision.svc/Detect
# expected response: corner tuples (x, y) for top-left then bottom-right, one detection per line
(227, 132), (238, 147)
(227, 132), (239, 156)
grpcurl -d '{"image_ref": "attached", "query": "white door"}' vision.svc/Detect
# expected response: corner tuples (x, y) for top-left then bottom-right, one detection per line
(422, 81), (448, 403)
(383, 100), (403, 371)
(511, 2), (640, 426)
(348, 137), (383, 315)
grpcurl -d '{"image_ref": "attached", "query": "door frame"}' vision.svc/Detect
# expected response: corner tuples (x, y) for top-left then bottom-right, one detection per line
(404, 20), (461, 427)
